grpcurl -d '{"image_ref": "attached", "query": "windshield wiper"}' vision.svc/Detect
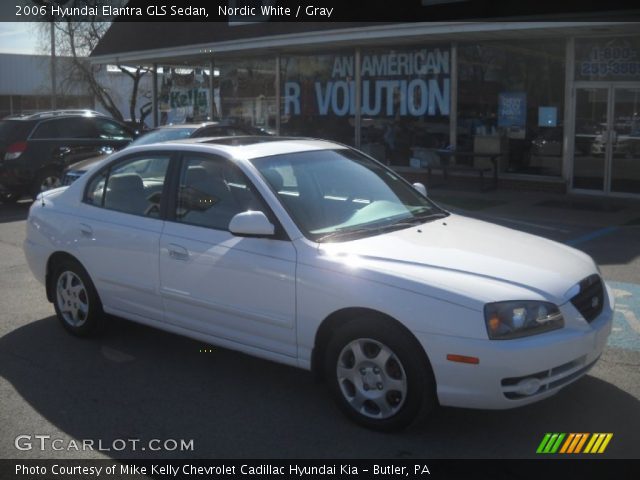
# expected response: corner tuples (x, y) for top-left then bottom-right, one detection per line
(316, 212), (449, 243)
(414, 211), (449, 222)
(380, 211), (449, 230)
(316, 226), (381, 243)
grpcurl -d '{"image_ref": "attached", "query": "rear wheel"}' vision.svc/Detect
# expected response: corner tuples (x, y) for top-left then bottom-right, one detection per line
(52, 259), (104, 337)
(325, 317), (436, 431)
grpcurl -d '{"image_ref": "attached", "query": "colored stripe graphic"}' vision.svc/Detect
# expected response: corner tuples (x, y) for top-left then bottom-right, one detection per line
(538, 433), (613, 454)
(537, 433), (565, 454)
(584, 433), (614, 454)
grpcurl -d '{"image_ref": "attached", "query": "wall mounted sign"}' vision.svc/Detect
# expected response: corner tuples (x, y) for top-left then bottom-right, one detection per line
(283, 48), (451, 118)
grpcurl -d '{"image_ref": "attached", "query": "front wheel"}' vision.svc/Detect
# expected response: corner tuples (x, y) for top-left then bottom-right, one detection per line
(32, 169), (62, 199)
(52, 259), (104, 336)
(325, 317), (436, 431)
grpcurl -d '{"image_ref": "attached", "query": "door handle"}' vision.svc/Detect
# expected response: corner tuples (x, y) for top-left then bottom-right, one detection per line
(56, 146), (72, 156)
(79, 223), (93, 236)
(168, 243), (189, 260)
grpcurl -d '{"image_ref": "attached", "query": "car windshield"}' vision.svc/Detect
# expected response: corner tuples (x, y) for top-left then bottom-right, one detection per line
(129, 127), (197, 147)
(251, 149), (447, 242)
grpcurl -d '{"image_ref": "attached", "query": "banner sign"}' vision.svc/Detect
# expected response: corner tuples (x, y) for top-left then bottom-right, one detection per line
(283, 48), (450, 118)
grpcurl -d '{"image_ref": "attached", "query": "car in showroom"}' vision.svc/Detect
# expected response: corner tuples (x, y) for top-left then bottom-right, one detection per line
(23, 137), (614, 430)
(0, 110), (135, 202)
(61, 121), (271, 185)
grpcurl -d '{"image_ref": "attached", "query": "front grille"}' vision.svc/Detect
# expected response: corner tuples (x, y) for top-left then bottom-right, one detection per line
(570, 274), (604, 323)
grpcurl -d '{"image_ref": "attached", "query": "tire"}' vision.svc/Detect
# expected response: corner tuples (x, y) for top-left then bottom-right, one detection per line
(325, 316), (436, 431)
(32, 169), (62, 199)
(52, 258), (105, 337)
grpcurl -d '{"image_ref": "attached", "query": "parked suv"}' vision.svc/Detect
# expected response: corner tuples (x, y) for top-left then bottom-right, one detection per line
(0, 111), (135, 202)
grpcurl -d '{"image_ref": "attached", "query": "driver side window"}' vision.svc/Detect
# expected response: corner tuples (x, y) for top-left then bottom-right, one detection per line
(175, 155), (265, 231)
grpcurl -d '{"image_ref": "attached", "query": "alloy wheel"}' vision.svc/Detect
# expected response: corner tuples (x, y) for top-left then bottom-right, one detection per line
(56, 271), (90, 327)
(336, 338), (408, 419)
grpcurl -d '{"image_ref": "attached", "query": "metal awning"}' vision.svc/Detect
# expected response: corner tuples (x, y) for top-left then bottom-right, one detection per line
(90, 21), (640, 66)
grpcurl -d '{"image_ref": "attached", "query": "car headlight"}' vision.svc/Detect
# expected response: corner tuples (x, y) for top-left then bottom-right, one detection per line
(484, 301), (564, 340)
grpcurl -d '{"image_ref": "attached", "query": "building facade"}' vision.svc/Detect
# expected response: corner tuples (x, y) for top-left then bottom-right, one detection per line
(0, 53), (94, 117)
(90, 22), (640, 197)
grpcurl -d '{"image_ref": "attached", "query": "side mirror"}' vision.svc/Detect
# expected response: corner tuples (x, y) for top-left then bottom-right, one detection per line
(229, 211), (275, 237)
(412, 182), (427, 197)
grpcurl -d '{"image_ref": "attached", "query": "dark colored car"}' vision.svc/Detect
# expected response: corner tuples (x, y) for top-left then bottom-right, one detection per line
(0, 111), (135, 203)
(62, 122), (272, 185)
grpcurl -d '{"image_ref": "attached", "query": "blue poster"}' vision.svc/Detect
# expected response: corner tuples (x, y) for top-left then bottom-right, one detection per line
(538, 106), (558, 127)
(498, 92), (527, 128)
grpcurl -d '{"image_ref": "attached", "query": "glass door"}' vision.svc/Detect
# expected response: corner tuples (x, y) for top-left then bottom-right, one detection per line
(611, 87), (640, 195)
(572, 87), (609, 191)
(573, 84), (640, 195)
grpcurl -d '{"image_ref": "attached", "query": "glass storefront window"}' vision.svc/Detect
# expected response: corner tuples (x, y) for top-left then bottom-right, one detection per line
(458, 40), (566, 176)
(360, 46), (451, 166)
(575, 36), (640, 82)
(159, 65), (213, 125)
(280, 52), (355, 146)
(218, 57), (276, 131)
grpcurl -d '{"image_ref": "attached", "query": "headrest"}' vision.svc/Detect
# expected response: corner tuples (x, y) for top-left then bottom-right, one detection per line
(109, 173), (144, 192)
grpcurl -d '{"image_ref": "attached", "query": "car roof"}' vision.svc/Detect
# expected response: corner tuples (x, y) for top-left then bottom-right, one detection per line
(129, 136), (347, 160)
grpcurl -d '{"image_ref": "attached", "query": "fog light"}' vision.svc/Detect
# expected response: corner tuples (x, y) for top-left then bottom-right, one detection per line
(515, 377), (542, 396)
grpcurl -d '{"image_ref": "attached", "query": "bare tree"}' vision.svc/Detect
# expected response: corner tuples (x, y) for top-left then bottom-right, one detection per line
(34, 0), (152, 127)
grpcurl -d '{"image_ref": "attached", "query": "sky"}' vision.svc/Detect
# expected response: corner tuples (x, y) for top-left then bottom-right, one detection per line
(0, 22), (43, 55)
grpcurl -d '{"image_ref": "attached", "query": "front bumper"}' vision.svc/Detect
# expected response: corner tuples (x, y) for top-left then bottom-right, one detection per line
(417, 284), (614, 410)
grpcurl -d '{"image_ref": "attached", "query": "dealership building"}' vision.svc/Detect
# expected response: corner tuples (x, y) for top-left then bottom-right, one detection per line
(90, 21), (640, 197)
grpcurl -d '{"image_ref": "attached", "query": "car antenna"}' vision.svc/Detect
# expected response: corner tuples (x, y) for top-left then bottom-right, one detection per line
(40, 185), (45, 207)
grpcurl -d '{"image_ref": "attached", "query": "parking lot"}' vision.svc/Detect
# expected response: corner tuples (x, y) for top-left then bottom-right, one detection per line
(1, 190), (639, 459)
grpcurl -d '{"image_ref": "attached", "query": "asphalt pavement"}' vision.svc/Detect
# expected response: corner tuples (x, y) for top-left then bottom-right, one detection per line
(0, 191), (639, 459)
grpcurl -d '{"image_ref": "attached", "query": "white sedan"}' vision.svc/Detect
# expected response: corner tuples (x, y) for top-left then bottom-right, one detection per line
(23, 137), (614, 430)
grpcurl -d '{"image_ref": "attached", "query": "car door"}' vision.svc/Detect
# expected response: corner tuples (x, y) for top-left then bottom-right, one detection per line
(159, 152), (297, 357)
(74, 152), (172, 322)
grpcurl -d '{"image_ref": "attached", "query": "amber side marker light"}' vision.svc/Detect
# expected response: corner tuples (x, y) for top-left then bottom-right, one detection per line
(446, 354), (480, 365)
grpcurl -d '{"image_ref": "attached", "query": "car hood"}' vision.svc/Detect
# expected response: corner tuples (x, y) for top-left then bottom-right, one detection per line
(318, 214), (596, 306)
(66, 154), (107, 172)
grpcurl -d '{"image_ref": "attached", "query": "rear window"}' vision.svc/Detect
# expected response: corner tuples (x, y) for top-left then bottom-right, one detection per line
(0, 121), (34, 142)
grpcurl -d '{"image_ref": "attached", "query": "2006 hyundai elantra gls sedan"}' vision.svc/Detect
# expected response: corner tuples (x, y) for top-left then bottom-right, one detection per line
(24, 137), (614, 430)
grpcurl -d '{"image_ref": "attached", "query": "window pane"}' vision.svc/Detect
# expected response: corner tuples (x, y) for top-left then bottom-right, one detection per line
(280, 52), (355, 146)
(360, 46), (451, 166)
(176, 156), (263, 230)
(32, 120), (61, 139)
(95, 119), (133, 140)
(103, 155), (170, 217)
(59, 118), (97, 138)
(457, 39), (565, 176)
